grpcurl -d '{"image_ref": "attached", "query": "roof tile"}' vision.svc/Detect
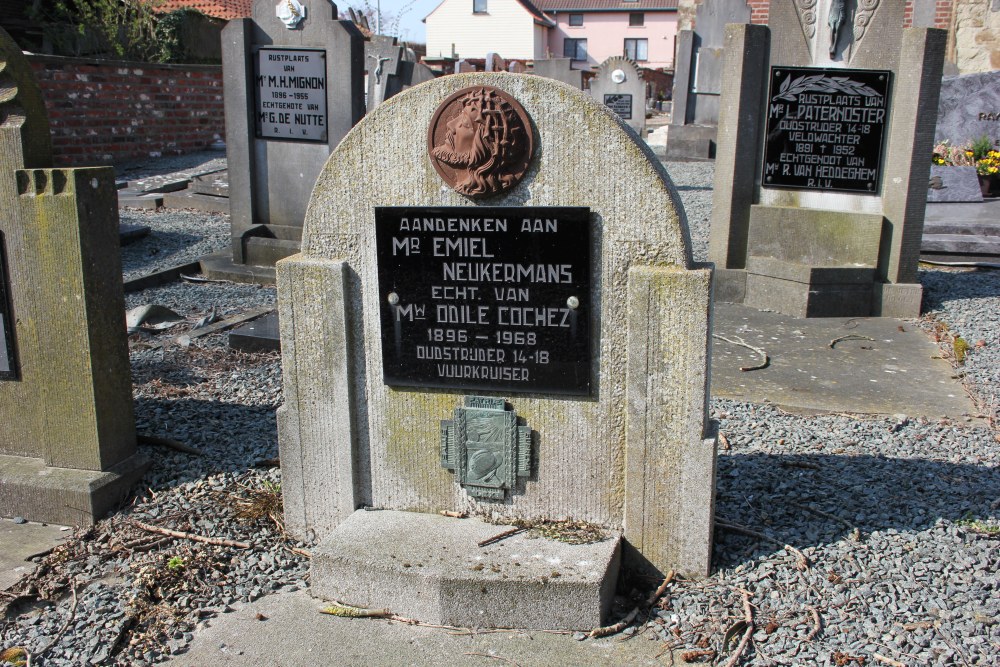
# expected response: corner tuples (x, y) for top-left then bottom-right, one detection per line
(537, 0), (678, 11)
(151, 0), (253, 20)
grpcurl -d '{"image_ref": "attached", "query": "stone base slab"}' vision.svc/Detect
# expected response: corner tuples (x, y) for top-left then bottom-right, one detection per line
(161, 190), (230, 214)
(199, 252), (276, 285)
(0, 452), (149, 526)
(712, 268), (747, 303)
(311, 510), (621, 630)
(665, 124), (717, 159)
(745, 272), (873, 318)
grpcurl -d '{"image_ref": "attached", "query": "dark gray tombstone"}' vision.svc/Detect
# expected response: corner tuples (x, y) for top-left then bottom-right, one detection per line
(366, 34), (437, 112)
(936, 71), (1000, 148)
(531, 58), (583, 89)
(211, 0), (364, 282)
(667, 0), (750, 159)
(590, 57), (645, 135)
(709, 1), (946, 318)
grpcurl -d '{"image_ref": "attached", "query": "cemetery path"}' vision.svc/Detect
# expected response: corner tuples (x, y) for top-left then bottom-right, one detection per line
(0, 158), (997, 666)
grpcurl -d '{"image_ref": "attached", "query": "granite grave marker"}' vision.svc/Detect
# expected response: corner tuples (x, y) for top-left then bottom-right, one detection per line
(590, 57), (645, 135)
(205, 0), (364, 283)
(709, 0), (945, 318)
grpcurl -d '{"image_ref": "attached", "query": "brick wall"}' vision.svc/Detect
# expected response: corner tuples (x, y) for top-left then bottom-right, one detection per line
(27, 55), (225, 166)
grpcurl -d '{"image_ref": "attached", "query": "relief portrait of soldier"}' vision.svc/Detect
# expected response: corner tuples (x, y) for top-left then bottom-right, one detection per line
(428, 87), (533, 197)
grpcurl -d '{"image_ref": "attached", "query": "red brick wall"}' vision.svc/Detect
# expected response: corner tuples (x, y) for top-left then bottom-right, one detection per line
(751, 1), (954, 29)
(27, 55), (225, 166)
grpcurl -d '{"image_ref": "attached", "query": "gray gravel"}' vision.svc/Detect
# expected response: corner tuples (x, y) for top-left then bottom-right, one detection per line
(2, 157), (998, 666)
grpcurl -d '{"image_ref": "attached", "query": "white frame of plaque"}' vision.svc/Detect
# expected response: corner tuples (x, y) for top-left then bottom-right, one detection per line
(253, 47), (329, 142)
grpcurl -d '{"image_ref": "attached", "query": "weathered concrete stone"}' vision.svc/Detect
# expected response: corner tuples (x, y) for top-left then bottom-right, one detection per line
(709, 1), (946, 318)
(531, 58), (582, 89)
(217, 0), (364, 281)
(590, 57), (646, 135)
(0, 27), (147, 525)
(277, 72), (717, 602)
(312, 510), (620, 629)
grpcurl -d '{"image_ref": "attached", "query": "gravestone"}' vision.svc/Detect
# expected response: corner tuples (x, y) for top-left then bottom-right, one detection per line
(206, 0), (364, 283)
(0, 27), (147, 526)
(709, 1), (946, 318)
(590, 57), (646, 135)
(455, 59), (476, 74)
(365, 34), (436, 112)
(277, 73), (716, 629)
(531, 58), (583, 89)
(508, 61), (526, 74)
(935, 71), (1000, 147)
(667, 0), (750, 159)
(485, 52), (506, 72)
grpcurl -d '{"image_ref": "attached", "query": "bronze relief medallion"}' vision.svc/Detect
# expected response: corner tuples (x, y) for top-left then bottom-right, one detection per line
(427, 86), (535, 198)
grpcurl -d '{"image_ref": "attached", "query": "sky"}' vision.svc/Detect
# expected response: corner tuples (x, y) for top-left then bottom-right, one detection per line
(344, 0), (440, 43)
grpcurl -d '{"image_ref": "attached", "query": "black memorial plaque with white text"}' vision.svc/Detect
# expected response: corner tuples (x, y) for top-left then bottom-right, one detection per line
(762, 67), (892, 194)
(603, 94), (633, 120)
(375, 207), (591, 395)
(0, 233), (16, 380)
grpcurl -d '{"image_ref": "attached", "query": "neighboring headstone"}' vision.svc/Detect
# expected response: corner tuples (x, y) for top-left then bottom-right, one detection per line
(0, 27), (147, 526)
(365, 34), (437, 112)
(277, 73), (717, 628)
(455, 59), (476, 74)
(207, 0), (364, 283)
(935, 71), (1000, 148)
(709, 1), (946, 318)
(508, 60), (526, 74)
(485, 52), (506, 72)
(530, 58), (583, 89)
(590, 57), (645, 135)
(667, 0), (750, 159)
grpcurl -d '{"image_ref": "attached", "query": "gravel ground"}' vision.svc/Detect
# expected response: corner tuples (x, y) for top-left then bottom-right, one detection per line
(1, 157), (998, 666)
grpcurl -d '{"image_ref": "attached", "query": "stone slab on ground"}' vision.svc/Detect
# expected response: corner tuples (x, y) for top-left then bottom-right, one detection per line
(311, 510), (621, 631)
(0, 519), (68, 591)
(711, 303), (976, 420)
(927, 165), (983, 203)
(228, 311), (279, 352)
(162, 589), (671, 667)
(922, 200), (1000, 260)
(161, 190), (230, 214)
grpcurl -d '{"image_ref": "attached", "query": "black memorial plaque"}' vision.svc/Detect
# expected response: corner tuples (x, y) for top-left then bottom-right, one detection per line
(0, 233), (16, 380)
(375, 207), (591, 395)
(762, 67), (892, 194)
(603, 94), (632, 120)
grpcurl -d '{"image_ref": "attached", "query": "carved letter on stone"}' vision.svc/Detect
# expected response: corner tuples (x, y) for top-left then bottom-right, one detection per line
(428, 86), (535, 198)
(441, 396), (532, 501)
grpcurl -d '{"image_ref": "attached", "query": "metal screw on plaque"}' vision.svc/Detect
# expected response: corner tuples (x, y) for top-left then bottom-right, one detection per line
(387, 292), (400, 305)
(567, 296), (580, 310)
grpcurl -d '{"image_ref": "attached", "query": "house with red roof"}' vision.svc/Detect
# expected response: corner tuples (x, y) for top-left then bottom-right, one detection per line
(150, 0), (253, 21)
(424, 0), (678, 68)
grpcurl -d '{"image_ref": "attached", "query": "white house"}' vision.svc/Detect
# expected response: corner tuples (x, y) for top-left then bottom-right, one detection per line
(424, 0), (556, 60)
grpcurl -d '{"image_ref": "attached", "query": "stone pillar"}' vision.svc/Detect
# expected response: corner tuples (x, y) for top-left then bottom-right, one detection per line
(707, 23), (769, 301)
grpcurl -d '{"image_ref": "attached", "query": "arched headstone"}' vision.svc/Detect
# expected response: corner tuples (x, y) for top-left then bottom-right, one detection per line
(277, 73), (716, 628)
(590, 57), (646, 135)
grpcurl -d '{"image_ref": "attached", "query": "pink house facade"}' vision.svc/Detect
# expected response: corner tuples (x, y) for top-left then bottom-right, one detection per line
(539, 0), (679, 69)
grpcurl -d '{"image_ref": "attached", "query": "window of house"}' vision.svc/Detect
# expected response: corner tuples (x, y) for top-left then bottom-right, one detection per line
(564, 38), (588, 61)
(624, 38), (648, 61)
(569, 13), (584, 26)
(473, 0), (487, 13)
(629, 12), (644, 26)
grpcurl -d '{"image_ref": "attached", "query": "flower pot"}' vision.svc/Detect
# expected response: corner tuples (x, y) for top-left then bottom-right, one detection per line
(978, 174), (994, 197)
